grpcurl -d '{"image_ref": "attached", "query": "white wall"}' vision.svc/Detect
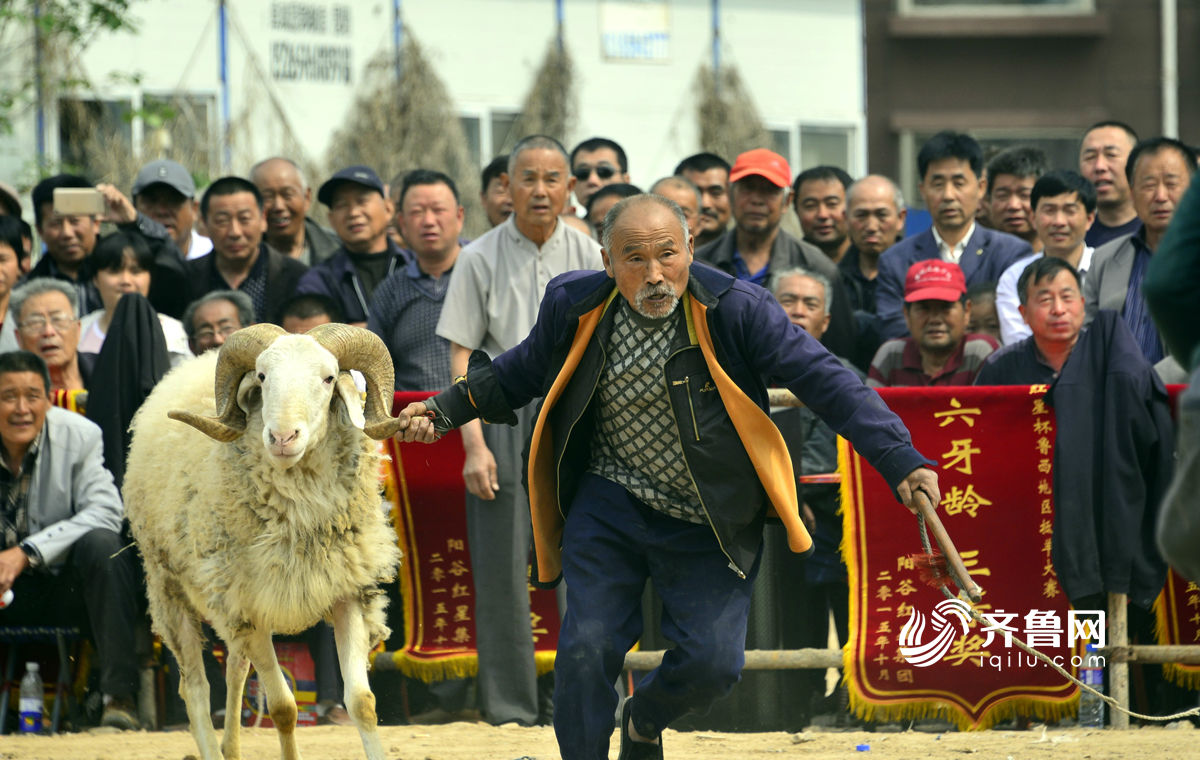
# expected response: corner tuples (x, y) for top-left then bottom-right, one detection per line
(0, 0), (863, 209)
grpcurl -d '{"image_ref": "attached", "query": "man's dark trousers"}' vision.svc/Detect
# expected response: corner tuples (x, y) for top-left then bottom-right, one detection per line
(553, 473), (760, 760)
(0, 528), (140, 698)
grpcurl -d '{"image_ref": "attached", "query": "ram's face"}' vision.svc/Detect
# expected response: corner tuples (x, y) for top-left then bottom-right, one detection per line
(246, 336), (342, 468)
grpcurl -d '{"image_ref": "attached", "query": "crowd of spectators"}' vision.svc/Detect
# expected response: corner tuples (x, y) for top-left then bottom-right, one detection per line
(0, 121), (1196, 733)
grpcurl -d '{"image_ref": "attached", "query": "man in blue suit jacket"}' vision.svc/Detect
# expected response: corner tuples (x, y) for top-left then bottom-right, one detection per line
(876, 131), (1031, 339)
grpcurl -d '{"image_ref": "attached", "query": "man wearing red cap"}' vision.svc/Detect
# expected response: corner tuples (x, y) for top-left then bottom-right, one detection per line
(867, 260), (997, 387)
(695, 148), (857, 360)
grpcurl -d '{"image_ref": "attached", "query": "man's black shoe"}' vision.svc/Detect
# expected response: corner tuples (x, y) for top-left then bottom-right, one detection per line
(617, 697), (663, 760)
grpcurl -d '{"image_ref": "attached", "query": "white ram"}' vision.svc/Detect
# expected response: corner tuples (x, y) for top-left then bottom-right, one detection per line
(124, 323), (406, 760)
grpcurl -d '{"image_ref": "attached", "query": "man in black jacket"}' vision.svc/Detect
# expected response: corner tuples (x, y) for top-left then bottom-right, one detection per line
(294, 165), (407, 326)
(976, 256), (1172, 609)
(30, 174), (190, 318)
(185, 177), (307, 325)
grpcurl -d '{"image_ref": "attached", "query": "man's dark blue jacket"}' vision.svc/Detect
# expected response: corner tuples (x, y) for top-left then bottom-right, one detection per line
(432, 263), (930, 587)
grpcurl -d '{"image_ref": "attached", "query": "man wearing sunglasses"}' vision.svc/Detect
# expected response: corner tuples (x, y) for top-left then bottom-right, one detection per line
(571, 137), (631, 212)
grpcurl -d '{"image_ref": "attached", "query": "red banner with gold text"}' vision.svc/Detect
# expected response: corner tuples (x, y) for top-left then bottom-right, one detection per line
(376, 392), (560, 681)
(1153, 386), (1200, 689)
(842, 386), (1085, 729)
(1156, 569), (1200, 688)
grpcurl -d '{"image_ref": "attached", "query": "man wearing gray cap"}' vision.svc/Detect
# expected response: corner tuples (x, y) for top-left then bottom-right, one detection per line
(132, 159), (212, 260)
(294, 165), (407, 325)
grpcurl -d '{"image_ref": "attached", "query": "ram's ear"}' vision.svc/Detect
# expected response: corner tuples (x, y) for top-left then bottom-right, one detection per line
(236, 371), (260, 414)
(333, 371), (366, 430)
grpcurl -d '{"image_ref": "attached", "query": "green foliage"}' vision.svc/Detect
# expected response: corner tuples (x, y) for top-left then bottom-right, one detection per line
(0, 0), (141, 134)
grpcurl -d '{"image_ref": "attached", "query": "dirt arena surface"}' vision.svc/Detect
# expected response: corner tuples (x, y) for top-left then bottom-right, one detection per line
(1, 722), (1197, 760)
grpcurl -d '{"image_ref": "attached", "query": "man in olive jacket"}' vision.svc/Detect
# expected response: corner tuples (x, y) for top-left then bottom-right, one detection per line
(398, 195), (937, 760)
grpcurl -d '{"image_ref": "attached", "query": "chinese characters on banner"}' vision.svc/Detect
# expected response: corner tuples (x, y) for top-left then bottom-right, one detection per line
(378, 392), (560, 681)
(1153, 385), (1200, 689)
(1156, 570), (1200, 688)
(842, 386), (1086, 729)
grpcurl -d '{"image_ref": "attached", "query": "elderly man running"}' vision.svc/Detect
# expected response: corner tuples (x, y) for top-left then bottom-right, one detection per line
(397, 194), (938, 760)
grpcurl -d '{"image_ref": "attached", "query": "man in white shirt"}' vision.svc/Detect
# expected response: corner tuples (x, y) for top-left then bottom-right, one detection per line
(875, 131), (1031, 339)
(436, 135), (603, 728)
(996, 170), (1096, 345)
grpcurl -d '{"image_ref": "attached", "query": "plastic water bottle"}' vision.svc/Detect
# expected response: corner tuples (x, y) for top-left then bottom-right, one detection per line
(19, 661), (44, 733)
(1078, 644), (1105, 728)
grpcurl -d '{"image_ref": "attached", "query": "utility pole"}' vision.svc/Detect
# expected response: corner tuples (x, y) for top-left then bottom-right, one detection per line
(394, 0), (403, 84)
(556, 0), (565, 54)
(34, 0), (46, 164)
(712, 0), (720, 94)
(218, 0), (231, 171)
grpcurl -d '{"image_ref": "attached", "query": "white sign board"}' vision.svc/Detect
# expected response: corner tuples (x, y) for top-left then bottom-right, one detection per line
(600, 0), (670, 62)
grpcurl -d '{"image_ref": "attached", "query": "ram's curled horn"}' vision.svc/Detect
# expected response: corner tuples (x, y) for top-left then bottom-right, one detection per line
(168, 324), (289, 441)
(306, 322), (407, 440)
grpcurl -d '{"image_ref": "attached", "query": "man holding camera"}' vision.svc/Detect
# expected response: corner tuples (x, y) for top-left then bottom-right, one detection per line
(28, 175), (189, 319)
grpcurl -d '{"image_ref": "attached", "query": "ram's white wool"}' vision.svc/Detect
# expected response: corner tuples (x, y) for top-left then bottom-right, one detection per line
(124, 341), (401, 760)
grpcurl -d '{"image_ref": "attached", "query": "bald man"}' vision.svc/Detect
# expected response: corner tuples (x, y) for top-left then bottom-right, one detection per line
(398, 193), (937, 760)
(250, 157), (340, 265)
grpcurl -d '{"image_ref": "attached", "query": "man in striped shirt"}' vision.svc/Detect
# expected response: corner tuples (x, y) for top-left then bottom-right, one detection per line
(867, 260), (997, 387)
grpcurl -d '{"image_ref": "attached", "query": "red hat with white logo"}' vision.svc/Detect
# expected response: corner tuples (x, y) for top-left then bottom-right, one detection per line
(904, 260), (966, 302)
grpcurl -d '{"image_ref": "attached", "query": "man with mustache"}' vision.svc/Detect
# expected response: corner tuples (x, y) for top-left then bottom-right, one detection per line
(435, 135), (603, 728)
(875, 131), (1031, 340)
(867, 260), (997, 387)
(398, 193), (939, 760)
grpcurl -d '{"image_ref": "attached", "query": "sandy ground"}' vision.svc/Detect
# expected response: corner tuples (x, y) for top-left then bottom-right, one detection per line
(1, 722), (1198, 760)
